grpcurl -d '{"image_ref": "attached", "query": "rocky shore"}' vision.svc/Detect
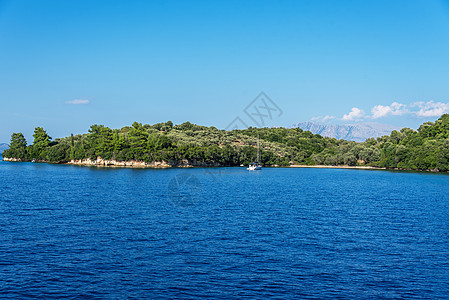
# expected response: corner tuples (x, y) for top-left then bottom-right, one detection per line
(66, 157), (226, 168)
(67, 158), (174, 168)
(3, 156), (222, 168)
(2, 157), (22, 162)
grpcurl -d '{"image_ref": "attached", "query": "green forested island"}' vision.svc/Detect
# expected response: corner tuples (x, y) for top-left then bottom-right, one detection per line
(3, 115), (449, 172)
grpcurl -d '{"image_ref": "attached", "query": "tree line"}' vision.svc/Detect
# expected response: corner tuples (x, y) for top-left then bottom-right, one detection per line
(3, 115), (449, 171)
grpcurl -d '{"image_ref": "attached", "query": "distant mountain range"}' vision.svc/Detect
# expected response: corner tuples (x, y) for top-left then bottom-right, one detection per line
(291, 122), (400, 142)
(0, 143), (9, 153)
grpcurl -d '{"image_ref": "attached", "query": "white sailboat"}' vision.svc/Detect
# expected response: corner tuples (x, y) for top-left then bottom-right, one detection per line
(247, 134), (262, 171)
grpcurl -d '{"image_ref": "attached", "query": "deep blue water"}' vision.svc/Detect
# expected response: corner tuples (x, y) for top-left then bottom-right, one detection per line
(1, 161), (449, 299)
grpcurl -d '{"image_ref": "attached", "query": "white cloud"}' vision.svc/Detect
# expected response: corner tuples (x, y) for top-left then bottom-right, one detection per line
(322, 115), (335, 122)
(311, 115), (335, 122)
(371, 102), (407, 119)
(411, 101), (449, 117)
(66, 99), (89, 105)
(327, 101), (449, 124)
(342, 107), (365, 121)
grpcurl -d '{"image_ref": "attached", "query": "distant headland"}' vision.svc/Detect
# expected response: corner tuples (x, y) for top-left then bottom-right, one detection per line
(0, 143), (9, 153)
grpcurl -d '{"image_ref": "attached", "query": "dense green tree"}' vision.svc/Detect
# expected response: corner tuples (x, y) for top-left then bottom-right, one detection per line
(46, 143), (70, 162)
(11, 132), (27, 149)
(112, 130), (126, 153)
(437, 139), (449, 171)
(31, 127), (51, 159)
(148, 132), (172, 152)
(2, 132), (28, 159)
(86, 125), (114, 159)
(128, 122), (149, 158)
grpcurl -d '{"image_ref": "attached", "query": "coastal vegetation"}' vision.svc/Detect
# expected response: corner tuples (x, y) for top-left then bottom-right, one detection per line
(3, 115), (449, 172)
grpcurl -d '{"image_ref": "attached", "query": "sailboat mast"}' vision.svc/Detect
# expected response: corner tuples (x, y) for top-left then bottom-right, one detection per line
(257, 134), (260, 163)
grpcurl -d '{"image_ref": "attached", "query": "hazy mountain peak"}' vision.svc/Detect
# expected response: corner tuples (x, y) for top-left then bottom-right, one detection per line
(291, 122), (400, 142)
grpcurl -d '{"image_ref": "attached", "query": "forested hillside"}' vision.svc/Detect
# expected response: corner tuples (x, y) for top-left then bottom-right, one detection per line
(3, 115), (449, 171)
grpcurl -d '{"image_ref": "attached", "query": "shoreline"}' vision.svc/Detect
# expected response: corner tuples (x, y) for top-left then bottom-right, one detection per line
(66, 158), (174, 168)
(289, 164), (446, 173)
(2, 157), (217, 169)
(289, 164), (386, 170)
(2, 157), (444, 173)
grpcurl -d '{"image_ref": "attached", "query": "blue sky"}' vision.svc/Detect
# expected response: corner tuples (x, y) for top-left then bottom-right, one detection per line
(1, 0), (449, 142)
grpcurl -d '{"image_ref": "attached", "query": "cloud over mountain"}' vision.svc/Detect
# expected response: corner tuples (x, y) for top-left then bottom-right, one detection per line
(342, 107), (365, 121)
(412, 101), (449, 117)
(338, 101), (449, 121)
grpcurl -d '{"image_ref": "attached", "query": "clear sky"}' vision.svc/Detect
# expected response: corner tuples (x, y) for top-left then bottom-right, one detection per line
(1, 0), (449, 142)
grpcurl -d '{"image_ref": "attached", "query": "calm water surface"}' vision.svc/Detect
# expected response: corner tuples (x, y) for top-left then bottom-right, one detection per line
(0, 161), (448, 298)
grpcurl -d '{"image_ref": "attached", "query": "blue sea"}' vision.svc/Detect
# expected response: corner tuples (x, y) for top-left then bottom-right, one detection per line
(1, 161), (448, 298)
